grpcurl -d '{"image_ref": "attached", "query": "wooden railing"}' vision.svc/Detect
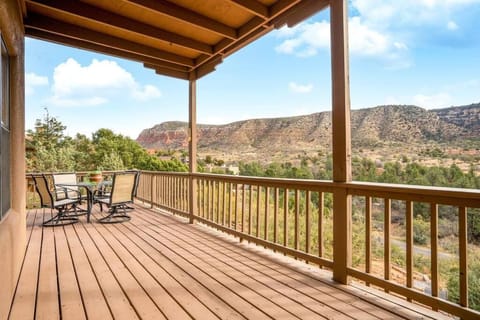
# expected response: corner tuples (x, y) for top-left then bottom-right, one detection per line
(136, 171), (480, 319)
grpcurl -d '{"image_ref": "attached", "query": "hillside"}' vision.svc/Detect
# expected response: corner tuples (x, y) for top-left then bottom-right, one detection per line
(136, 103), (480, 161)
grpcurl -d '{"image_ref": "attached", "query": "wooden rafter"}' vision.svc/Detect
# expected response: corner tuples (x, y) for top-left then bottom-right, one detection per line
(26, 0), (213, 54)
(125, 0), (238, 40)
(271, 0), (329, 28)
(230, 0), (269, 18)
(25, 14), (195, 67)
(26, 28), (190, 70)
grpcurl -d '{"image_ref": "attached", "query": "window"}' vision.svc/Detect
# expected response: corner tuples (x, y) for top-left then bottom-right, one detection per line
(0, 34), (10, 219)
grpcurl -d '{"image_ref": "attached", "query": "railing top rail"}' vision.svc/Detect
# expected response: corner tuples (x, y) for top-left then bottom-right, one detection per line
(191, 172), (336, 190)
(345, 181), (480, 207)
(26, 170), (119, 176)
(140, 170), (189, 176)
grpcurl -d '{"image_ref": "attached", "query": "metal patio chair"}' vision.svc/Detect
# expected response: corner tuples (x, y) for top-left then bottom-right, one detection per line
(52, 172), (87, 216)
(95, 171), (137, 224)
(32, 174), (81, 227)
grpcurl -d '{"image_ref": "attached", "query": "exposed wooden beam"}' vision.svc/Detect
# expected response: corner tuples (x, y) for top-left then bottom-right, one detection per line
(217, 25), (271, 58)
(271, 0), (328, 28)
(230, 0), (269, 18)
(199, 1), (298, 71)
(193, 55), (223, 79)
(142, 61), (190, 73)
(126, 0), (237, 40)
(147, 65), (190, 80)
(26, 0), (213, 54)
(26, 28), (190, 69)
(270, 0), (301, 18)
(25, 14), (195, 67)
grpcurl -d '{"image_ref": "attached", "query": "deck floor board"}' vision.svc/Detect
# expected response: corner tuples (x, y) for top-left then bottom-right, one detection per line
(9, 204), (452, 320)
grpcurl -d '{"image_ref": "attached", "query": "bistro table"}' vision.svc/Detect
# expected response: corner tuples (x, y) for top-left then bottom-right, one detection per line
(55, 180), (111, 223)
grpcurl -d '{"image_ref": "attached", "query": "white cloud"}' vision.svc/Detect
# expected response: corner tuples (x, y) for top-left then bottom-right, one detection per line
(348, 17), (390, 56)
(275, 18), (409, 66)
(447, 20), (459, 30)
(50, 58), (161, 107)
(25, 72), (48, 95)
(132, 84), (161, 101)
(275, 21), (330, 57)
(413, 92), (452, 108)
(351, 0), (479, 33)
(288, 82), (313, 93)
(275, 0), (480, 66)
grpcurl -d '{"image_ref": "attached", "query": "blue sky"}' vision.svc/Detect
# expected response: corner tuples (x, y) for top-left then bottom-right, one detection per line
(25, 0), (480, 139)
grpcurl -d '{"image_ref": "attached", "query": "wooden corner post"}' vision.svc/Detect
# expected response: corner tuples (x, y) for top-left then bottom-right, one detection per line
(188, 77), (197, 224)
(330, 0), (352, 284)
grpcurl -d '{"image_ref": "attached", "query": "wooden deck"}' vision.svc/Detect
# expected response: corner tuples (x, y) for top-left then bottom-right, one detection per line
(9, 204), (451, 320)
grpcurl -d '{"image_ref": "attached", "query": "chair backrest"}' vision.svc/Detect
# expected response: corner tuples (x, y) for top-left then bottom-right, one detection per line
(126, 170), (140, 197)
(53, 173), (79, 199)
(110, 171), (137, 205)
(32, 174), (54, 208)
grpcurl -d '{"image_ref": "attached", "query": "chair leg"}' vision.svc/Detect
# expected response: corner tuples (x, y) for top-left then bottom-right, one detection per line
(98, 205), (131, 224)
(43, 207), (78, 227)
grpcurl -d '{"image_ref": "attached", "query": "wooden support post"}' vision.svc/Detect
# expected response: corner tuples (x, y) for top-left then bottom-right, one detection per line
(188, 77), (197, 224)
(331, 0), (352, 284)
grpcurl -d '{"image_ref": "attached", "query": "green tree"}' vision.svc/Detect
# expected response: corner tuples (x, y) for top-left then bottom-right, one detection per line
(26, 108), (75, 172)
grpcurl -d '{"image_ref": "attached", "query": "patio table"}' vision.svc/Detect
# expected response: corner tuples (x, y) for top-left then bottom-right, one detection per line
(55, 181), (111, 223)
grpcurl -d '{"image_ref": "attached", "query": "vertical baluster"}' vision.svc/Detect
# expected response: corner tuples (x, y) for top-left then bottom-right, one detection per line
(306, 190), (311, 254)
(156, 174), (160, 207)
(249, 185), (253, 235)
(174, 176), (177, 209)
(242, 184), (246, 233)
(256, 185), (261, 237)
(365, 196), (372, 285)
(459, 206), (468, 308)
(227, 182), (232, 227)
(167, 176), (170, 207)
(222, 181), (226, 226)
(234, 183), (239, 230)
(150, 174), (154, 208)
(184, 177), (188, 212)
(264, 186), (269, 241)
(197, 179), (201, 218)
(201, 179), (206, 218)
(295, 189), (300, 250)
(284, 188), (289, 248)
(216, 180), (221, 224)
(274, 187), (279, 244)
(166, 176), (170, 208)
(164, 175), (167, 207)
(206, 180), (211, 220)
(406, 200), (413, 301)
(384, 198), (391, 292)
(319, 192), (324, 259)
(177, 176), (180, 210)
(212, 180), (216, 221)
(431, 203), (439, 309)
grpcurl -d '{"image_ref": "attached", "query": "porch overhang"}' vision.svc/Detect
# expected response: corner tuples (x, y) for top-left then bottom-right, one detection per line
(22, 0), (329, 80)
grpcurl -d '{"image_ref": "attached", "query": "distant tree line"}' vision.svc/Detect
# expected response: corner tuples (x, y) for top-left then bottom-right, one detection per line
(26, 111), (187, 173)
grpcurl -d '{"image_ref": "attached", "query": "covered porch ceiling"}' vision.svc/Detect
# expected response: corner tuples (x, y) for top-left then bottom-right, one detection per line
(22, 0), (329, 80)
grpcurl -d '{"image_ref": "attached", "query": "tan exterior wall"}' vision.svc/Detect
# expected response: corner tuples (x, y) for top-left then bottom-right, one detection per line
(0, 1), (26, 319)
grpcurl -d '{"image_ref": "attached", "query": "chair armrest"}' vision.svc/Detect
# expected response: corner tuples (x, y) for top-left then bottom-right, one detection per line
(54, 185), (81, 200)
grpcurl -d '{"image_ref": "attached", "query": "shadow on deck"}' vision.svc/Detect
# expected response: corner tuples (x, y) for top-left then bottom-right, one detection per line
(9, 203), (451, 319)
